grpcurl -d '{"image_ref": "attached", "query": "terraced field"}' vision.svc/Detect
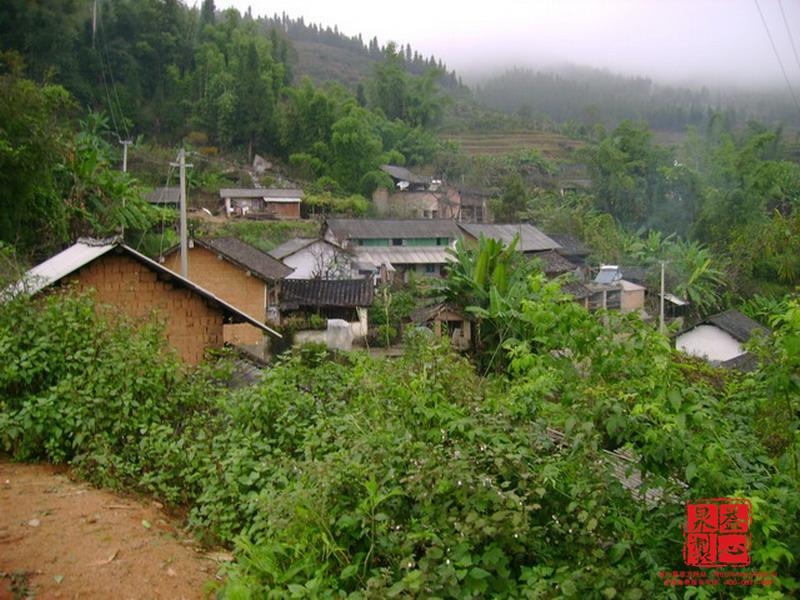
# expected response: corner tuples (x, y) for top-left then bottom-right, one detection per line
(443, 131), (585, 160)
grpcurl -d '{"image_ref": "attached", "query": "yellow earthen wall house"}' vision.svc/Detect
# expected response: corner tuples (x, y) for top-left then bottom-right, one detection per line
(163, 246), (266, 345)
(71, 253), (225, 365)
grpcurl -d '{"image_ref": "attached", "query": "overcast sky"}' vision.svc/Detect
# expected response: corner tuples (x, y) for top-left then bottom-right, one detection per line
(214, 0), (800, 89)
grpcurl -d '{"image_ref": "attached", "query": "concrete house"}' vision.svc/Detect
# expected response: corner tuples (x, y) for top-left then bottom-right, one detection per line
(324, 218), (460, 281)
(676, 309), (768, 369)
(586, 266), (646, 314)
(12, 238), (280, 365)
(372, 166), (463, 220)
(269, 237), (352, 280)
(221, 188), (304, 219)
(161, 237), (293, 348)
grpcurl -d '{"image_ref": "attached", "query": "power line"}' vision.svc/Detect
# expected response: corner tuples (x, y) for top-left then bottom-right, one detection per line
(777, 0), (800, 75)
(98, 11), (130, 141)
(753, 0), (800, 113)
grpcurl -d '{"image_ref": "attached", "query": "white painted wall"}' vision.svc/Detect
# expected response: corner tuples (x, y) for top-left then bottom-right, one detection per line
(676, 325), (744, 363)
(283, 241), (350, 280)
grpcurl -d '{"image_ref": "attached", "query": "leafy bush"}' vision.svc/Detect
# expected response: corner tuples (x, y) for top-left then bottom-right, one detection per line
(1, 288), (798, 598)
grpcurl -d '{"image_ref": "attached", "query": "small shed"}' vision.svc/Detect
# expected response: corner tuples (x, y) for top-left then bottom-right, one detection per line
(411, 303), (472, 350)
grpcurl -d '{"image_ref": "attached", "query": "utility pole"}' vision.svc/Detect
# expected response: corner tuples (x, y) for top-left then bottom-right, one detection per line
(119, 140), (132, 236)
(171, 149), (193, 278)
(659, 261), (666, 334)
(120, 139), (132, 172)
(92, 0), (97, 48)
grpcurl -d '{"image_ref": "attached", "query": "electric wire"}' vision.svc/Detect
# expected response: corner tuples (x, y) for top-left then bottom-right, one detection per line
(777, 0), (800, 75)
(753, 0), (800, 113)
(97, 6), (131, 141)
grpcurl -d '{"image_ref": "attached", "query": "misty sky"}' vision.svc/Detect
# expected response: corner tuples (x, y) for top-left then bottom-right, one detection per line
(215, 0), (800, 89)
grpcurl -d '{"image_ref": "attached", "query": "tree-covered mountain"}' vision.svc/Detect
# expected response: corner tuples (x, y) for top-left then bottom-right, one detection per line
(475, 65), (800, 133)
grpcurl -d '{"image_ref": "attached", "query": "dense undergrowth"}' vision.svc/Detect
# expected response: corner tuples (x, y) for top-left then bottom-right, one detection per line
(1, 289), (798, 598)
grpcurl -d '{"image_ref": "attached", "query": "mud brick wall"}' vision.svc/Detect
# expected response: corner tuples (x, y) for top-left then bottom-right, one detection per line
(162, 246), (266, 346)
(72, 253), (225, 365)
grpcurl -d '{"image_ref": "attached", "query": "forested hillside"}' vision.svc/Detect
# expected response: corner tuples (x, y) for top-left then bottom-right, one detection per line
(475, 65), (800, 133)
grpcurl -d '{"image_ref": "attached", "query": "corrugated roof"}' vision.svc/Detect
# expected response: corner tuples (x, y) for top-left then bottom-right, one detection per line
(196, 237), (293, 281)
(705, 309), (769, 343)
(547, 233), (590, 257)
(381, 165), (431, 186)
(145, 187), (180, 204)
(269, 237), (319, 260)
(9, 239), (281, 338)
(219, 188), (304, 199)
(8, 237), (117, 296)
(353, 246), (453, 266)
(457, 223), (561, 252)
(326, 218), (461, 240)
(281, 279), (373, 308)
(529, 250), (577, 275)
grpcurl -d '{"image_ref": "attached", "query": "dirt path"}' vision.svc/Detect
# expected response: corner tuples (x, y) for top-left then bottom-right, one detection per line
(0, 461), (223, 599)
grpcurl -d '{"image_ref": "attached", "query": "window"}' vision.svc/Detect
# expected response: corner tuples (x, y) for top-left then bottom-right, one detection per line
(606, 290), (622, 310)
(392, 238), (403, 246)
(425, 264), (437, 274)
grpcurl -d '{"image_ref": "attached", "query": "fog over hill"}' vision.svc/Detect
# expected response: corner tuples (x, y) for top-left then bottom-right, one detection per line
(218, 0), (800, 91)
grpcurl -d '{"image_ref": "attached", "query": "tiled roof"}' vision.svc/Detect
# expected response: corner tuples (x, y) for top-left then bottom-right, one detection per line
(719, 352), (759, 372)
(194, 237), (293, 281)
(547, 233), (590, 257)
(145, 187), (180, 204)
(326, 218), (460, 240)
(219, 188), (304, 199)
(268, 237), (318, 260)
(529, 250), (577, 275)
(705, 309), (769, 343)
(281, 279), (374, 308)
(380, 165), (431, 185)
(559, 280), (591, 299)
(457, 223), (561, 252)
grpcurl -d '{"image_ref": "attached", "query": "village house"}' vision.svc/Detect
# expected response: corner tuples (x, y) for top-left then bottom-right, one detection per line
(220, 188), (304, 219)
(372, 165), (462, 220)
(12, 238), (280, 365)
(675, 309), (768, 370)
(456, 188), (491, 223)
(585, 265), (646, 313)
(269, 237), (352, 280)
(144, 186), (180, 209)
(547, 233), (591, 267)
(280, 278), (374, 346)
(456, 223), (562, 255)
(324, 218), (460, 282)
(161, 237), (292, 349)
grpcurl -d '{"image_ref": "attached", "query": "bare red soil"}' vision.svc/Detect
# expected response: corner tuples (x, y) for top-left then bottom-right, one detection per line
(0, 461), (223, 599)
